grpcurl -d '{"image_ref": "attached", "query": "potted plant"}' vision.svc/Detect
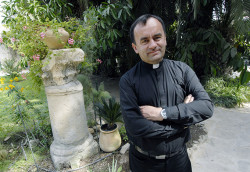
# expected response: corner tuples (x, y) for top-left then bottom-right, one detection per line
(95, 97), (122, 152)
(43, 27), (70, 49)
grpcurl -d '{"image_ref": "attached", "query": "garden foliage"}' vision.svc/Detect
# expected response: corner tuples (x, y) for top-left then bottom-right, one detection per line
(205, 77), (250, 108)
(82, 0), (133, 76)
(0, 75), (52, 170)
(0, 0), (95, 88)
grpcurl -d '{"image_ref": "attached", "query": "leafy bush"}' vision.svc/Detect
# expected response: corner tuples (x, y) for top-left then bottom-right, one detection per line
(82, 0), (133, 76)
(205, 77), (250, 108)
(119, 125), (128, 143)
(1, 0), (95, 88)
(0, 144), (8, 161)
(92, 82), (111, 104)
(87, 119), (97, 128)
(175, 28), (243, 77)
(2, 58), (21, 78)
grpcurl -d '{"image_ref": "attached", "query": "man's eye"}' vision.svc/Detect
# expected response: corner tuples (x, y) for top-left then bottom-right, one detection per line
(154, 37), (161, 41)
(141, 40), (148, 44)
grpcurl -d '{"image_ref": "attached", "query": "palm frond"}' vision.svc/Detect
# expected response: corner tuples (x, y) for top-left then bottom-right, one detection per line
(94, 97), (122, 128)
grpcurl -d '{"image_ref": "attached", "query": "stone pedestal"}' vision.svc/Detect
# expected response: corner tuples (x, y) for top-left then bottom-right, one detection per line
(42, 48), (98, 169)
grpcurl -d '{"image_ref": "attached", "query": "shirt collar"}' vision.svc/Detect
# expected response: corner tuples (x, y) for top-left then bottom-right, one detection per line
(153, 64), (159, 69)
(141, 59), (164, 69)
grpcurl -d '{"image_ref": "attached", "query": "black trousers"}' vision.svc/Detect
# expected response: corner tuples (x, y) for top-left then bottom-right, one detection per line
(129, 145), (192, 172)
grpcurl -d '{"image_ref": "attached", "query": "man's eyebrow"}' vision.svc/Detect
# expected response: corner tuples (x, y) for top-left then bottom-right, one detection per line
(154, 33), (163, 37)
(140, 33), (163, 41)
(140, 36), (148, 41)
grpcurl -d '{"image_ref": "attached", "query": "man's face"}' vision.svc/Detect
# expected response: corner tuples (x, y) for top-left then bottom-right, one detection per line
(132, 17), (167, 64)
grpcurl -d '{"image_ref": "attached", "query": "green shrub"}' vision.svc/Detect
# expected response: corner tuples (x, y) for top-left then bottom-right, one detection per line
(2, 58), (21, 78)
(87, 119), (97, 128)
(92, 82), (111, 104)
(0, 144), (8, 161)
(205, 77), (250, 108)
(119, 125), (128, 143)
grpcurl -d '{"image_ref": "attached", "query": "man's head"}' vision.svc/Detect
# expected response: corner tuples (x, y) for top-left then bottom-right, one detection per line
(130, 14), (167, 64)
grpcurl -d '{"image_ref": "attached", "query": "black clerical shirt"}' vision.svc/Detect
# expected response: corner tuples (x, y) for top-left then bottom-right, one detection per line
(119, 59), (213, 155)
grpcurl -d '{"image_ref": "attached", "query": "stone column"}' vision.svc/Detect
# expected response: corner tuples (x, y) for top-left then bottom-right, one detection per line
(42, 48), (98, 169)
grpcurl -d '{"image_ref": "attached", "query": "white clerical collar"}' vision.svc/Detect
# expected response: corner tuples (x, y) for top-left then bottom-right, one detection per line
(153, 63), (159, 69)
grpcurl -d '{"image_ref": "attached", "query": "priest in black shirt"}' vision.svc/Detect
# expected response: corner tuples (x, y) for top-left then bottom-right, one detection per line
(119, 14), (214, 172)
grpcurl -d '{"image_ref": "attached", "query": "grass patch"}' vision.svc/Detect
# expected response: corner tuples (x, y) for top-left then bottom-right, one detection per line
(0, 145), (48, 171)
(0, 74), (52, 171)
(205, 77), (250, 108)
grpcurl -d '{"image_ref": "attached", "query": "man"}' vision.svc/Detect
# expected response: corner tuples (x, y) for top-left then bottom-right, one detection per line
(119, 14), (214, 172)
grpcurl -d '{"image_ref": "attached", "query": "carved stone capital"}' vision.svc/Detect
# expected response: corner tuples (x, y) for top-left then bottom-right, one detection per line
(42, 48), (84, 87)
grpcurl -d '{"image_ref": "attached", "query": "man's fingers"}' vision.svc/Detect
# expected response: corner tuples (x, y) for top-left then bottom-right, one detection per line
(184, 94), (191, 104)
(184, 94), (194, 104)
(139, 105), (163, 121)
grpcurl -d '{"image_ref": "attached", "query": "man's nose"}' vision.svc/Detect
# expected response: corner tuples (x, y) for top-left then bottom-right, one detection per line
(148, 40), (157, 49)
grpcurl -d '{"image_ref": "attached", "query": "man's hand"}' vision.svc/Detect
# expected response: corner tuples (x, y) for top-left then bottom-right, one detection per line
(184, 94), (194, 104)
(140, 106), (163, 121)
(140, 94), (194, 122)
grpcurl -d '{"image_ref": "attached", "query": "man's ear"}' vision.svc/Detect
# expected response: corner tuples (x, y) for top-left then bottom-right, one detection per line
(132, 43), (139, 54)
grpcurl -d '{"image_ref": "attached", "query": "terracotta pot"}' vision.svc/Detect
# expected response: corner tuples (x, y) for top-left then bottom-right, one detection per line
(43, 27), (69, 49)
(99, 124), (121, 152)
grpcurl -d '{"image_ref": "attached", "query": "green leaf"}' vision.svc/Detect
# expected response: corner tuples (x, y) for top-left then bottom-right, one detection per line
(211, 65), (216, 76)
(203, 0), (207, 6)
(116, 30), (122, 37)
(222, 49), (230, 62)
(181, 51), (187, 61)
(117, 166), (122, 172)
(197, 42), (207, 46)
(230, 48), (237, 58)
(187, 52), (192, 59)
(224, 43), (230, 49)
(106, 17), (111, 25)
(111, 9), (117, 19)
(108, 40), (113, 47)
(208, 34), (214, 44)
(239, 64), (250, 86)
(125, 6), (132, 16)
(108, 31), (112, 41)
(203, 32), (211, 40)
(118, 9), (122, 19)
(213, 30), (223, 39)
(107, 6), (110, 15)
(113, 30), (117, 39)
(102, 41), (107, 51)
(191, 44), (197, 52)
(100, 21), (105, 29)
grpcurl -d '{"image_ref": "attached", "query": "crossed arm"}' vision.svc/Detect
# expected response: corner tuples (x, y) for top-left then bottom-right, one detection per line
(120, 63), (213, 138)
(140, 94), (194, 121)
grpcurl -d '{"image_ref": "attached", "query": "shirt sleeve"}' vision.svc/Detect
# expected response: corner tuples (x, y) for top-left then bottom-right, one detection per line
(120, 74), (185, 139)
(163, 63), (214, 125)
